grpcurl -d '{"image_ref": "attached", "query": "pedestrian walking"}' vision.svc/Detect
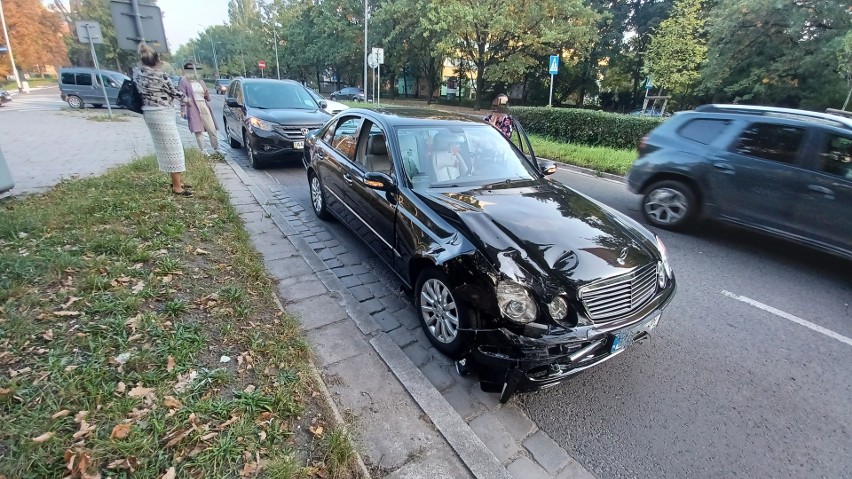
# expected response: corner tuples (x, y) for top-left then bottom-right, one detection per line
(483, 93), (514, 138)
(178, 63), (219, 155)
(133, 44), (192, 197)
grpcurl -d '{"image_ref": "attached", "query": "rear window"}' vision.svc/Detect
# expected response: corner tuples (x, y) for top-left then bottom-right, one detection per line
(733, 123), (805, 164)
(76, 73), (92, 86)
(677, 119), (731, 145)
(61, 72), (75, 85)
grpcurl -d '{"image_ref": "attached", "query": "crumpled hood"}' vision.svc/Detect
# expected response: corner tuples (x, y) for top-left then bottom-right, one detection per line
(418, 180), (659, 292)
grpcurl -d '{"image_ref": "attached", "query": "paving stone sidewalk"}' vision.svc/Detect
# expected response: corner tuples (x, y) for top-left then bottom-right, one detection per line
(211, 143), (596, 479)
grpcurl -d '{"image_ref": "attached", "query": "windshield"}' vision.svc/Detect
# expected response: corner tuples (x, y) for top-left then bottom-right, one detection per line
(396, 124), (538, 190)
(244, 82), (319, 110)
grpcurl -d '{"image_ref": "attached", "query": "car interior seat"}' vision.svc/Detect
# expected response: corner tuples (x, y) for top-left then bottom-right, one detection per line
(364, 134), (391, 175)
(432, 132), (468, 181)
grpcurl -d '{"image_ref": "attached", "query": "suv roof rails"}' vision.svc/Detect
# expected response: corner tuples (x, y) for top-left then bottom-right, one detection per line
(826, 108), (852, 120)
(694, 104), (852, 131)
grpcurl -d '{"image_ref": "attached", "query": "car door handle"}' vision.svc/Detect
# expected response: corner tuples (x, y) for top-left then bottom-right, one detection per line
(343, 173), (354, 185)
(807, 184), (834, 196)
(712, 162), (735, 174)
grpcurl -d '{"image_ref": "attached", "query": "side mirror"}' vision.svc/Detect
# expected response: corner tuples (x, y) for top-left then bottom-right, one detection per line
(319, 100), (328, 110)
(363, 172), (396, 192)
(538, 160), (558, 176)
(226, 97), (240, 108)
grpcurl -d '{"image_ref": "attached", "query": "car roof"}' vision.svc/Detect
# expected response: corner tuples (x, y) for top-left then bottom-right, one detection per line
(235, 78), (302, 86)
(694, 104), (852, 131)
(60, 67), (125, 75)
(344, 107), (484, 126)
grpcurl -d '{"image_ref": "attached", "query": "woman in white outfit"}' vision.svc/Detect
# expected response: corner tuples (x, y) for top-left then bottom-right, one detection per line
(178, 63), (219, 155)
(133, 44), (191, 196)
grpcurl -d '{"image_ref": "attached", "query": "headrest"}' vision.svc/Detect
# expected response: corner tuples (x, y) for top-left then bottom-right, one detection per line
(367, 135), (387, 155)
(433, 132), (463, 151)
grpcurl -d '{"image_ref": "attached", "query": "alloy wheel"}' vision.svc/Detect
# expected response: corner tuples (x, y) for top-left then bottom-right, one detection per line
(644, 187), (688, 225)
(311, 176), (323, 213)
(67, 95), (83, 109)
(420, 278), (459, 344)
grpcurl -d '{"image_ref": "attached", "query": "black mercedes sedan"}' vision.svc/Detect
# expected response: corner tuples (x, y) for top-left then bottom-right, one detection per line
(304, 108), (677, 402)
(223, 78), (331, 168)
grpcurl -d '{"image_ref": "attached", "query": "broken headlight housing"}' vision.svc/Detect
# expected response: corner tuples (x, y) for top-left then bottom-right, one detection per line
(496, 281), (538, 324)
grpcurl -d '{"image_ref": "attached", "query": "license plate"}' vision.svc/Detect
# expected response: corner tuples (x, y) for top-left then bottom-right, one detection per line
(293, 141), (304, 149)
(611, 313), (661, 353)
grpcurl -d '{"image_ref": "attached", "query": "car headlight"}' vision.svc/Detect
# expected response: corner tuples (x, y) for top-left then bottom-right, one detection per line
(655, 235), (673, 284)
(547, 296), (568, 320)
(248, 116), (273, 131)
(496, 281), (537, 324)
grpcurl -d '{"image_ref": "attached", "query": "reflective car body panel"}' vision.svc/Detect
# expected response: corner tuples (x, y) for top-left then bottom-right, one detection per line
(305, 108), (676, 398)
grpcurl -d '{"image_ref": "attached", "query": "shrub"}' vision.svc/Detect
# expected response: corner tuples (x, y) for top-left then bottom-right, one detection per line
(510, 106), (664, 150)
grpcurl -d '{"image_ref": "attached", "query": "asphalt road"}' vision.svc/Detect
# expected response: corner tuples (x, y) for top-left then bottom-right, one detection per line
(210, 97), (851, 479)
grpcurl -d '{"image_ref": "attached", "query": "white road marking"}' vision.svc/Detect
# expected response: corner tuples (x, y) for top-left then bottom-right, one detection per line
(722, 290), (852, 347)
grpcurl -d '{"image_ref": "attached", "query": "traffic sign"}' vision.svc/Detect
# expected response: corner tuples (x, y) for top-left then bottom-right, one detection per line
(75, 21), (104, 44)
(549, 55), (559, 75)
(109, 1), (168, 52)
(258, 60), (266, 70)
(367, 53), (378, 69)
(372, 47), (384, 65)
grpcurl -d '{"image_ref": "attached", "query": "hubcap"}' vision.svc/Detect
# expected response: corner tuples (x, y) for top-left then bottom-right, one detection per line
(311, 176), (323, 212)
(69, 96), (81, 108)
(420, 279), (459, 343)
(645, 187), (688, 225)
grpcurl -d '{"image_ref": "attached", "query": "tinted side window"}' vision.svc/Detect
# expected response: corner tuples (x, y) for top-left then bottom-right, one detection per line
(76, 74), (92, 86)
(817, 134), (852, 180)
(234, 83), (244, 104)
(678, 119), (731, 145)
(329, 117), (362, 161)
(61, 72), (75, 85)
(99, 75), (118, 88)
(733, 123), (804, 164)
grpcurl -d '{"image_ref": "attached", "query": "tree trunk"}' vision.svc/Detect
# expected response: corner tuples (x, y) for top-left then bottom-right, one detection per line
(474, 61), (485, 111)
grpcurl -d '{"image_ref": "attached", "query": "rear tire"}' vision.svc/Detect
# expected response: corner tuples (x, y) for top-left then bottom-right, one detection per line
(641, 179), (698, 230)
(67, 95), (84, 109)
(414, 267), (477, 359)
(309, 172), (331, 220)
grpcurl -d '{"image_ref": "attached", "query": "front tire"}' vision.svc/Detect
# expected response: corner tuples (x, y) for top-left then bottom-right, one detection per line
(225, 118), (240, 148)
(415, 267), (475, 359)
(642, 179), (698, 230)
(309, 172), (331, 220)
(67, 95), (84, 109)
(244, 130), (264, 169)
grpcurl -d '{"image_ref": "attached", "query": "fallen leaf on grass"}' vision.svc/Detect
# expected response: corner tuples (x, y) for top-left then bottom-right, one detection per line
(200, 432), (218, 441)
(107, 456), (138, 472)
(194, 248), (210, 255)
(258, 431), (267, 442)
(128, 386), (155, 398)
(73, 420), (96, 439)
(31, 432), (54, 443)
(243, 384), (256, 394)
(164, 428), (192, 448)
(161, 466), (176, 479)
(131, 281), (146, 294)
(74, 410), (88, 423)
(308, 425), (323, 437)
(217, 414), (241, 431)
(173, 370), (197, 393)
(54, 310), (82, 317)
(110, 423), (131, 440)
(163, 396), (182, 409)
(42, 329), (54, 341)
(0, 387), (11, 397)
(166, 355), (175, 372)
(62, 296), (81, 308)
(116, 382), (126, 394)
(51, 409), (71, 419)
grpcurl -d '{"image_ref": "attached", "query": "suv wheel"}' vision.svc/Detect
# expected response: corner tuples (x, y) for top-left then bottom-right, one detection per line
(244, 130), (264, 169)
(642, 179), (698, 230)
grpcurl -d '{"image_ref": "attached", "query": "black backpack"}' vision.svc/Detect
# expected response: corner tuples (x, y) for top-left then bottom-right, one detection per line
(117, 79), (143, 114)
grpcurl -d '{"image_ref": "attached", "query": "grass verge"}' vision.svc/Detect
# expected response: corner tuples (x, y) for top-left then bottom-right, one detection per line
(527, 134), (636, 175)
(0, 151), (358, 478)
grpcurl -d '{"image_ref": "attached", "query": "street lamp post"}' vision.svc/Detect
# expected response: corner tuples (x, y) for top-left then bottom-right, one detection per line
(197, 25), (221, 79)
(363, 0), (368, 93)
(0, 0), (22, 92)
(272, 22), (280, 80)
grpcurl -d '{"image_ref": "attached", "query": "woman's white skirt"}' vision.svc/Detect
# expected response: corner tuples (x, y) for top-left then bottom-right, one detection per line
(143, 107), (186, 173)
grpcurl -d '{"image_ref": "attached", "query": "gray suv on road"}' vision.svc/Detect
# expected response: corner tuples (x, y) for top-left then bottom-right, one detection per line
(627, 104), (852, 261)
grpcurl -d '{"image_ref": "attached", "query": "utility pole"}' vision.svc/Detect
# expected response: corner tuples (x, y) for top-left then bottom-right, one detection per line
(363, 0), (368, 93)
(0, 0), (22, 92)
(273, 22), (280, 80)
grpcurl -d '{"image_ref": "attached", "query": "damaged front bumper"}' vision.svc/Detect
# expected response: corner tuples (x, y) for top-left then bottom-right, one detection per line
(466, 282), (676, 402)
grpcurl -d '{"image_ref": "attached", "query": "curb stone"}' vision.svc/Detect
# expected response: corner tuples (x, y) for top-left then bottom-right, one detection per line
(206, 127), (595, 479)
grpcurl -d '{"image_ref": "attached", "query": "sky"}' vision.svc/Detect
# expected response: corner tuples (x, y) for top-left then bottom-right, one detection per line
(158, 0), (230, 51)
(48, 0), (231, 52)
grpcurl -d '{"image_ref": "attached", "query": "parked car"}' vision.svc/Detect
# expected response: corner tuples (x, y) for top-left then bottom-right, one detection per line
(306, 87), (348, 115)
(59, 67), (130, 109)
(329, 86), (367, 102)
(223, 78), (331, 168)
(304, 108), (677, 402)
(0, 88), (12, 105)
(214, 78), (231, 95)
(627, 104), (852, 260)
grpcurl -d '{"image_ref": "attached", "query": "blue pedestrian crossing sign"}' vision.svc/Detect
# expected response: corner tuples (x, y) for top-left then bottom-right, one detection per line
(549, 55), (559, 75)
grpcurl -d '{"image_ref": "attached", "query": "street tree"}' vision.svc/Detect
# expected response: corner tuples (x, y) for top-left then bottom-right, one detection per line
(1, 0), (67, 76)
(425, 0), (598, 109)
(645, 0), (707, 107)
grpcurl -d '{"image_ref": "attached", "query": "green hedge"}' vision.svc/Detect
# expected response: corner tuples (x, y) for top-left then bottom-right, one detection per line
(510, 107), (664, 150)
